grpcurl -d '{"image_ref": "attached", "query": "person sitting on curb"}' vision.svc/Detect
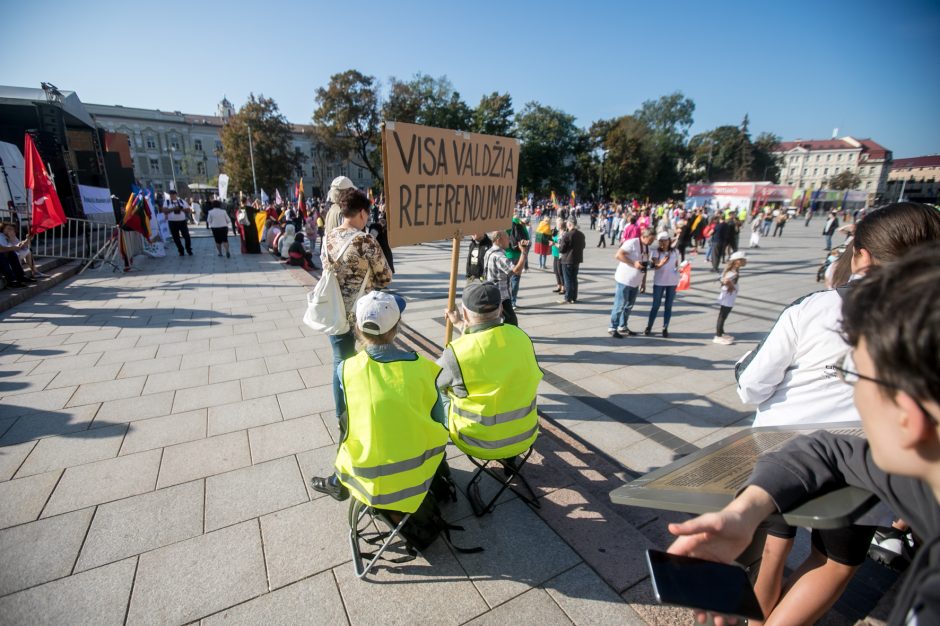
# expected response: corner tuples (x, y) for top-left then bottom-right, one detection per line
(667, 245), (940, 626)
(310, 291), (449, 508)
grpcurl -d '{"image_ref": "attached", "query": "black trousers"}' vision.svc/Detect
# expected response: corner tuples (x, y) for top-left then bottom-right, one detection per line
(711, 244), (727, 271)
(716, 305), (733, 335)
(501, 299), (518, 326)
(0, 251), (27, 284)
(168, 220), (192, 254)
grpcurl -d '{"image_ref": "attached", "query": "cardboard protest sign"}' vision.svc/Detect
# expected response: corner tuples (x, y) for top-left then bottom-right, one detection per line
(382, 121), (520, 248)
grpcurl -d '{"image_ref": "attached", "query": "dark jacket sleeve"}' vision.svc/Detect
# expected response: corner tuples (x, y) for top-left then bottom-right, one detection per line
(746, 432), (935, 532)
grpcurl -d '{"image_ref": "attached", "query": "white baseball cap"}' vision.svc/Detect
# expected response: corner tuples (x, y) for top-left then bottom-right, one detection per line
(356, 291), (406, 335)
(656, 231), (671, 240)
(730, 251), (747, 261)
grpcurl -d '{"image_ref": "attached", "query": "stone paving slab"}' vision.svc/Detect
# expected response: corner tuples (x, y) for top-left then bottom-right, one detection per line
(75, 479), (204, 573)
(127, 520), (268, 626)
(544, 563), (647, 625)
(0, 470), (61, 529)
(258, 497), (350, 590)
(42, 448), (161, 517)
(204, 456), (307, 531)
(0, 403), (101, 446)
(200, 571), (349, 626)
(0, 557), (136, 626)
(465, 588), (574, 625)
(119, 409), (207, 456)
(247, 415), (331, 464)
(16, 423), (127, 478)
(206, 395), (282, 436)
(156, 430), (251, 489)
(0, 507), (94, 596)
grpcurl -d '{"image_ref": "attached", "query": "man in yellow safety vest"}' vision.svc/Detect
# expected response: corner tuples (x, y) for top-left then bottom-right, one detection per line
(439, 281), (542, 462)
(311, 291), (449, 512)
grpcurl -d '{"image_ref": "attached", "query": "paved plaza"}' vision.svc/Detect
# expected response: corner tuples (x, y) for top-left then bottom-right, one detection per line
(0, 224), (895, 625)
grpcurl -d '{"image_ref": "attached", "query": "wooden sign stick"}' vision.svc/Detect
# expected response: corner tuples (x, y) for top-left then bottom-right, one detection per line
(444, 233), (461, 346)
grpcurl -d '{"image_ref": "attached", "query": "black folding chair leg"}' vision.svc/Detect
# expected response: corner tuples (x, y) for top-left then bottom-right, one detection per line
(348, 499), (412, 579)
(465, 449), (540, 517)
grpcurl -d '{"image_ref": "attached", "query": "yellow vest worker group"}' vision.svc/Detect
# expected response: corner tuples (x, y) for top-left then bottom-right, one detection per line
(447, 324), (542, 460)
(334, 352), (448, 513)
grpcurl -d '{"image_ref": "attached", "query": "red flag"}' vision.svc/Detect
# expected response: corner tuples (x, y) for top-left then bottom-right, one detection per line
(24, 134), (66, 235)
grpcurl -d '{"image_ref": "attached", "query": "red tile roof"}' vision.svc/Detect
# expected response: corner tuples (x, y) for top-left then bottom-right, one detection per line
(774, 136), (891, 161)
(892, 155), (940, 169)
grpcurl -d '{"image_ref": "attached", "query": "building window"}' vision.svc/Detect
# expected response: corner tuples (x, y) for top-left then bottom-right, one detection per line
(196, 162), (205, 175)
(194, 139), (203, 152)
(179, 161), (188, 175)
(311, 166), (317, 178)
(837, 153), (843, 161)
(145, 135), (156, 150)
(802, 168), (807, 175)
(358, 167), (364, 179)
(834, 167), (840, 174)
(823, 168), (829, 175)
(310, 147), (316, 157)
(149, 158), (160, 173)
(169, 137), (180, 151)
(813, 168), (818, 176)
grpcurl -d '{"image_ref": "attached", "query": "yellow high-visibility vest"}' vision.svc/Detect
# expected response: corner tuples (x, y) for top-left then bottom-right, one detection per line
(447, 324), (542, 460)
(335, 352), (447, 513)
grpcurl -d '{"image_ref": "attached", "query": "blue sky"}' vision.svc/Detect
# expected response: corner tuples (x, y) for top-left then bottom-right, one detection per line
(3, 0), (938, 157)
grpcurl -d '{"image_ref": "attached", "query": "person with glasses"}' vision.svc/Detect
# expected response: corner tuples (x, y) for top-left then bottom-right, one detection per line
(668, 245), (940, 626)
(730, 202), (940, 624)
(321, 189), (393, 419)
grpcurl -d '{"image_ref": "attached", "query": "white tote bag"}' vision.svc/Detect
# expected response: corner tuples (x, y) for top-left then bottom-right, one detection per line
(302, 232), (366, 335)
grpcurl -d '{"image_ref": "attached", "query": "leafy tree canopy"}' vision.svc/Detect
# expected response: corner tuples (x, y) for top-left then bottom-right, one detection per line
(312, 69), (382, 182)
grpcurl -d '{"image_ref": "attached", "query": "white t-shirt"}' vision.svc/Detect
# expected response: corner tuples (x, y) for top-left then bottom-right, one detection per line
(163, 198), (190, 222)
(614, 238), (649, 288)
(650, 247), (680, 286)
(717, 270), (738, 307)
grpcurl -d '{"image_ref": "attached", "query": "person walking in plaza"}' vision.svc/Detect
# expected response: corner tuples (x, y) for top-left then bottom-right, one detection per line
(644, 231), (681, 337)
(823, 209), (840, 250)
(322, 189), (394, 418)
(772, 210), (788, 237)
(551, 218), (566, 296)
(608, 228), (654, 338)
(310, 290), (448, 503)
(484, 229), (526, 326)
(206, 200), (232, 258)
(712, 251), (746, 345)
(533, 217), (552, 268)
(162, 190), (193, 256)
(597, 215), (609, 248)
(465, 232), (492, 281)
(710, 215), (732, 272)
(557, 218), (585, 304)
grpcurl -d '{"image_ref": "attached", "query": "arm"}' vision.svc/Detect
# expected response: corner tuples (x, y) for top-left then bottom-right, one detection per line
(435, 346), (467, 399)
(362, 236), (393, 289)
(734, 305), (800, 405)
(510, 241), (528, 274)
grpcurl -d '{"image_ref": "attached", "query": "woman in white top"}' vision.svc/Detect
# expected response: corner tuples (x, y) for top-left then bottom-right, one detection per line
(644, 231), (680, 337)
(206, 201), (233, 258)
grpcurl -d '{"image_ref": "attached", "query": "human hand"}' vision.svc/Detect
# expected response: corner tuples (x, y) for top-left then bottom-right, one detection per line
(633, 261), (644, 270)
(444, 309), (462, 326)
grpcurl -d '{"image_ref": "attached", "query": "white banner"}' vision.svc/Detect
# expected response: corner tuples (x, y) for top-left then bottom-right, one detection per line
(218, 174), (229, 201)
(78, 184), (114, 215)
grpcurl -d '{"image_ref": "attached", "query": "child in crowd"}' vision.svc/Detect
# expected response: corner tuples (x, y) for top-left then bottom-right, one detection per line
(713, 251), (746, 345)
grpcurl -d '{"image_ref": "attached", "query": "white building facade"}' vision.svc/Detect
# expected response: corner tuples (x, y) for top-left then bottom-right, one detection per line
(86, 98), (374, 197)
(773, 136), (892, 202)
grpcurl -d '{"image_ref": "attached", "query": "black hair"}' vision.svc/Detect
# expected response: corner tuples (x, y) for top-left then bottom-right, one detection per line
(340, 189), (370, 218)
(841, 244), (940, 406)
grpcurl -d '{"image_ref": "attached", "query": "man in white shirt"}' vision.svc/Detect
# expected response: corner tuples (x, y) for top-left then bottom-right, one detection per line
(608, 228), (654, 337)
(162, 190), (193, 256)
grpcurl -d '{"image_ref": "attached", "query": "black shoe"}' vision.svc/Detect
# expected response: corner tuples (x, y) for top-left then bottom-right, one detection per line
(310, 475), (349, 501)
(644, 328), (652, 336)
(179, 252), (185, 257)
(187, 250), (194, 256)
(609, 329), (623, 338)
(662, 328), (669, 338)
(226, 251), (231, 258)
(217, 252), (223, 257)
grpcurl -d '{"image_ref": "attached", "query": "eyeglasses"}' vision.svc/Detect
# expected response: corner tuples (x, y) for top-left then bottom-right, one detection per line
(827, 354), (936, 424)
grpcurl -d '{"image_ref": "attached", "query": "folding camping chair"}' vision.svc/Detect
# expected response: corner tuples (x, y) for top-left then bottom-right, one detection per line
(465, 447), (540, 517)
(347, 498), (416, 579)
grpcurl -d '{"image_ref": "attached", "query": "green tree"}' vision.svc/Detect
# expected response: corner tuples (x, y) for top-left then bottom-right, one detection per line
(220, 94), (304, 195)
(634, 92), (696, 200)
(383, 73), (472, 131)
(312, 69), (383, 182)
(515, 102), (584, 195)
(472, 92), (514, 136)
(827, 170), (862, 190)
(600, 116), (656, 199)
(752, 132), (782, 182)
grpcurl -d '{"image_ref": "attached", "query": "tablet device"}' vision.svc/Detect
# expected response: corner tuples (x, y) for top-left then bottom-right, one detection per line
(646, 549), (763, 621)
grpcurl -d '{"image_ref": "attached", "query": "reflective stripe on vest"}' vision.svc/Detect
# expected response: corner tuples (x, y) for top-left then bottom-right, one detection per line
(457, 423), (539, 451)
(336, 472), (436, 507)
(447, 324), (542, 460)
(350, 444), (447, 479)
(334, 352), (447, 513)
(451, 397), (537, 427)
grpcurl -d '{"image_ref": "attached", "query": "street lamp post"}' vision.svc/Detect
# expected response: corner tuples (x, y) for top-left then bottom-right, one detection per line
(247, 124), (258, 197)
(167, 147), (178, 191)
